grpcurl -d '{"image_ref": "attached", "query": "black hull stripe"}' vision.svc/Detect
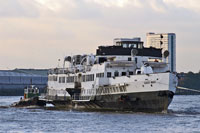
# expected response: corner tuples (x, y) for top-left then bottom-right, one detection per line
(47, 90), (174, 112)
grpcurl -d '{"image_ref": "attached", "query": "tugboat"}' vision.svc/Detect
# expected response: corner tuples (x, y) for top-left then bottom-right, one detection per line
(46, 37), (178, 112)
(24, 85), (40, 99)
(11, 85), (46, 107)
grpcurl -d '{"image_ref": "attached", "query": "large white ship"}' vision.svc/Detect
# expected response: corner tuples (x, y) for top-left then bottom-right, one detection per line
(46, 37), (178, 112)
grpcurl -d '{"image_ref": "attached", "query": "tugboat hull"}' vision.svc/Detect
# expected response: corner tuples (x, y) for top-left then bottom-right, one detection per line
(11, 97), (46, 107)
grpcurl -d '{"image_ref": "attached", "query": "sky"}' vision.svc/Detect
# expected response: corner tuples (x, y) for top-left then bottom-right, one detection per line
(0, 0), (200, 72)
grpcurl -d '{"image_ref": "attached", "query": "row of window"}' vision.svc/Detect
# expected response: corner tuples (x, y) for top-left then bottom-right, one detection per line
(58, 74), (95, 83)
(48, 76), (58, 81)
(96, 73), (104, 78)
(82, 74), (94, 82)
(107, 71), (134, 78)
(50, 73), (104, 83)
(59, 77), (65, 83)
(50, 71), (134, 83)
(119, 43), (143, 49)
(67, 76), (75, 83)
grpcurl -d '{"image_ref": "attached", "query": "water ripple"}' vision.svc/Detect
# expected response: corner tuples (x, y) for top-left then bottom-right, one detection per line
(0, 95), (200, 133)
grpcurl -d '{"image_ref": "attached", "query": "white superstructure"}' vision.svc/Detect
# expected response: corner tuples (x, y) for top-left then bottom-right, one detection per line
(46, 36), (178, 112)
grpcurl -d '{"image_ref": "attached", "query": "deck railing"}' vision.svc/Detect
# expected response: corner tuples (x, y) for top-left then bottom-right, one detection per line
(71, 93), (95, 101)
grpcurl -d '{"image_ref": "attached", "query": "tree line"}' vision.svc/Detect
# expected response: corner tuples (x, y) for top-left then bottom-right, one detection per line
(178, 71), (200, 90)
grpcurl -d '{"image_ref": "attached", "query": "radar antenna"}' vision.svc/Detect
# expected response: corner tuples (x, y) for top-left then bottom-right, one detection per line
(131, 49), (138, 57)
(163, 50), (169, 58)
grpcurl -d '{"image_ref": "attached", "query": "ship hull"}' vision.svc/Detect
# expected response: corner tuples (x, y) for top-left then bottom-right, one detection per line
(48, 90), (174, 112)
(47, 72), (177, 112)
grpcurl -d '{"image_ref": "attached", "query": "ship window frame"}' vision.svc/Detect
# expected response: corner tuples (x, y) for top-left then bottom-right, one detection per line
(122, 72), (126, 76)
(67, 76), (74, 83)
(136, 71), (141, 75)
(114, 71), (119, 77)
(82, 75), (86, 82)
(62, 77), (65, 83)
(122, 43), (128, 48)
(131, 44), (137, 48)
(107, 72), (112, 78)
(128, 57), (132, 61)
(59, 77), (62, 83)
(129, 72), (134, 75)
(52, 76), (57, 81)
(84, 74), (94, 82)
(59, 77), (65, 83)
(96, 73), (104, 78)
(138, 43), (143, 49)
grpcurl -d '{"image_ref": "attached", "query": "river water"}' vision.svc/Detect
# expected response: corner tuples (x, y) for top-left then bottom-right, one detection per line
(0, 95), (200, 133)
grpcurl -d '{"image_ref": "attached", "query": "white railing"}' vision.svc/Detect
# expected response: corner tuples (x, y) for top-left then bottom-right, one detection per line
(72, 93), (95, 101)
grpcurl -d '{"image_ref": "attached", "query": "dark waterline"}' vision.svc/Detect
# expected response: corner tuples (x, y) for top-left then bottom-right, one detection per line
(0, 95), (200, 133)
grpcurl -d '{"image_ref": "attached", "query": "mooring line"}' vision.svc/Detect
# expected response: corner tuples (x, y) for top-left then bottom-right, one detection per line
(176, 86), (200, 93)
